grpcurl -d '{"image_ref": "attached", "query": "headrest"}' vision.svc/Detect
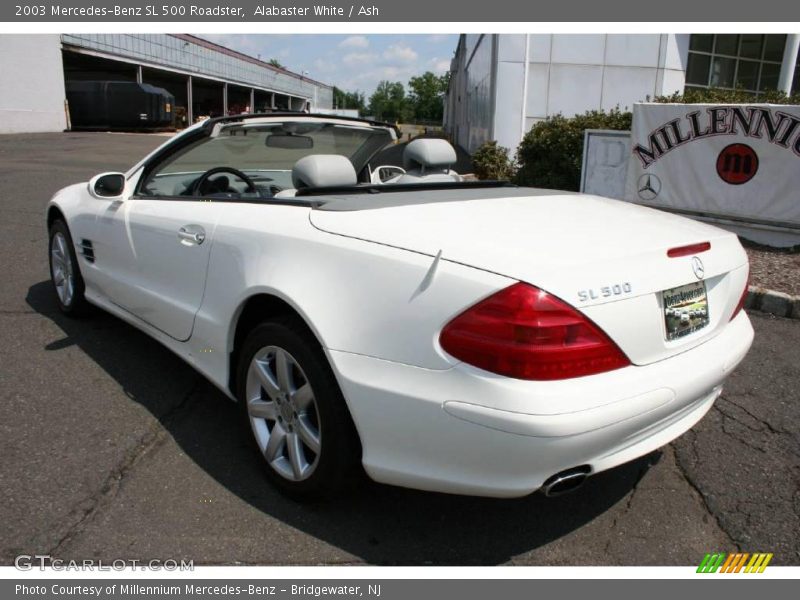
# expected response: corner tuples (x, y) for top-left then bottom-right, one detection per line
(291, 155), (357, 189)
(403, 139), (457, 171)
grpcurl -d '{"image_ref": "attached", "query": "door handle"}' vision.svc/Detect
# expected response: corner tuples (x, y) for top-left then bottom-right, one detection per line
(178, 225), (206, 245)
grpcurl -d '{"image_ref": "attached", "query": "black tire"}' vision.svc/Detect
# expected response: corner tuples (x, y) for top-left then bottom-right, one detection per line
(48, 219), (92, 316)
(236, 317), (362, 498)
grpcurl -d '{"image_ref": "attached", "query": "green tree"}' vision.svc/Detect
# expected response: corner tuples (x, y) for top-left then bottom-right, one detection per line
(407, 71), (449, 123)
(268, 58), (284, 69)
(368, 81), (411, 122)
(332, 86), (366, 113)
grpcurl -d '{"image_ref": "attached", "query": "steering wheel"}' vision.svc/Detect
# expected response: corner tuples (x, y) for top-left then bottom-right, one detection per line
(191, 167), (257, 196)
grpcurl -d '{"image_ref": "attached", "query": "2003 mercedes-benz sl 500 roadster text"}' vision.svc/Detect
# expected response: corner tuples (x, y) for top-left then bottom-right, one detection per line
(46, 113), (753, 498)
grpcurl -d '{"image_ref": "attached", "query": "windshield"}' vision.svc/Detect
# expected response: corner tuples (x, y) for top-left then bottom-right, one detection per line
(139, 120), (394, 199)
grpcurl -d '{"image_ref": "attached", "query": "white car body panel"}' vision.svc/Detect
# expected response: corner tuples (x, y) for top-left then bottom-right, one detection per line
(46, 117), (754, 497)
(196, 206), (513, 373)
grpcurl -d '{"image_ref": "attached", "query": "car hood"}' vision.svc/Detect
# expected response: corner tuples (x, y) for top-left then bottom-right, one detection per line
(309, 189), (747, 308)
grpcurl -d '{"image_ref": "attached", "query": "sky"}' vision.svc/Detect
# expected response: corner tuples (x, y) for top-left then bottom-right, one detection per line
(200, 34), (458, 97)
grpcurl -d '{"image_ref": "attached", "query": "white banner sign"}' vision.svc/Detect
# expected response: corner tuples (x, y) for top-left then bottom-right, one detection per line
(624, 103), (800, 227)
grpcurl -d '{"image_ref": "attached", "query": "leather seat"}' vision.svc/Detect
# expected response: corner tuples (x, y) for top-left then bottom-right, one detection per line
(395, 139), (461, 184)
(275, 154), (358, 198)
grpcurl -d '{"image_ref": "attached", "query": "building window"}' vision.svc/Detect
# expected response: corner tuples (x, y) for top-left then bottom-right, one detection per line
(685, 34), (791, 95)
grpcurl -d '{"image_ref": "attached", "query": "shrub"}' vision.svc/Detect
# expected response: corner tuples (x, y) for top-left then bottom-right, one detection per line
(471, 140), (516, 180)
(514, 108), (632, 191)
(654, 88), (800, 105)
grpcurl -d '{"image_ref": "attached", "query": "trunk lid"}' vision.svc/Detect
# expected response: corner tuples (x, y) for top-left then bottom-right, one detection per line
(310, 190), (749, 365)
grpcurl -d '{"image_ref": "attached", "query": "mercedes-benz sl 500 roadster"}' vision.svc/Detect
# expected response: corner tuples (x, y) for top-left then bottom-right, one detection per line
(46, 113), (753, 498)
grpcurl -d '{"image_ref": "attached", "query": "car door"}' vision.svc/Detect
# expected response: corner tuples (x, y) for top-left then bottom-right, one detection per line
(91, 189), (221, 342)
(123, 197), (220, 341)
(89, 126), (246, 342)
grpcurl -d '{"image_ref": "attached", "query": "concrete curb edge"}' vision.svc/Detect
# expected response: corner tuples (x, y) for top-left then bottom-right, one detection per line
(746, 286), (800, 319)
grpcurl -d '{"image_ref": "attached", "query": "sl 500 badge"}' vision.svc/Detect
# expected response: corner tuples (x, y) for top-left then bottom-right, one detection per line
(578, 282), (632, 302)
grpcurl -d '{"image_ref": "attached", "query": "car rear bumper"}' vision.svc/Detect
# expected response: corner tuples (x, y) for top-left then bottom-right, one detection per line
(327, 312), (754, 498)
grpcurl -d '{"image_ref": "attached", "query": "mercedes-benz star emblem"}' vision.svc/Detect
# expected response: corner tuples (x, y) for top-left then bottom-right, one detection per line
(692, 256), (705, 280)
(637, 173), (661, 201)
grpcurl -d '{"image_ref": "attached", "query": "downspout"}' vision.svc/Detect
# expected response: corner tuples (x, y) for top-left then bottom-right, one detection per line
(520, 34), (530, 142)
(778, 34), (800, 95)
(489, 34), (498, 146)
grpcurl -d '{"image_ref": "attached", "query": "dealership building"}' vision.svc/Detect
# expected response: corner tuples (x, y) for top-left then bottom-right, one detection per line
(444, 34), (800, 153)
(0, 34), (334, 134)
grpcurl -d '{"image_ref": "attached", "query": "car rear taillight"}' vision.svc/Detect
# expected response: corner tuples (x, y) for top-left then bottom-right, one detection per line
(730, 271), (749, 321)
(439, 283), (631, 381)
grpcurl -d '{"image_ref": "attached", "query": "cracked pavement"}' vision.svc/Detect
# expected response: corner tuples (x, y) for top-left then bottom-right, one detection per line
(0, 133), (798, 565)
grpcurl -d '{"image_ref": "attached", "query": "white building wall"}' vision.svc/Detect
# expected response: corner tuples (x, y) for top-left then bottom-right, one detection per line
(0, 35), (67, 133)
(493, 35), (525, 154)
(446, 34), (690, 156)
(464, 35), (494, 152)
(445, 34), (495, 154)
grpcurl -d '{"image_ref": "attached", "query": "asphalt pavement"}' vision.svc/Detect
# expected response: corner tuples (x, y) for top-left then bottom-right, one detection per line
(0, 132), (797, 566)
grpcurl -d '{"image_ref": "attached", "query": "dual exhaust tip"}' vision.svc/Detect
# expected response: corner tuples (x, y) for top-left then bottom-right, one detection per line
(541, 466), (591, 497)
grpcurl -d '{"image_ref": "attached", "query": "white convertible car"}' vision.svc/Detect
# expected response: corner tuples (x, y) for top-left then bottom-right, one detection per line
(46, 113), (753, 498)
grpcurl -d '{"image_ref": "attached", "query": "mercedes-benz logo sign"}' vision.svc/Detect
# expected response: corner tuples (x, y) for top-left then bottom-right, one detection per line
(692, 256), (705, 280)
(637, 173), (661, 201)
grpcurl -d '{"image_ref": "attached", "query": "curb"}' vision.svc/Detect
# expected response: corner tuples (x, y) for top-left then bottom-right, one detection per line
(745, 286), (800, 319)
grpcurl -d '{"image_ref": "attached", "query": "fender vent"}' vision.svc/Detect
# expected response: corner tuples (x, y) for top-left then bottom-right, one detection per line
(80, 239), (95, 263)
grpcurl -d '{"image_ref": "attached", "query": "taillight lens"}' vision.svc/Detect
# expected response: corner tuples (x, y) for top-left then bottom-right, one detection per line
(440, 283), (631, 381)
(730, 271), (749, 321)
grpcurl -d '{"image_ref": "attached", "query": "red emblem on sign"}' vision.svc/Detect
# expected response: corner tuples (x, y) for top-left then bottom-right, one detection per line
(716, 143), (759, 185)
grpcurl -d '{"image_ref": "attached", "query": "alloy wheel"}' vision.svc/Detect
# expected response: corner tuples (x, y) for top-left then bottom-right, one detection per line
(50, 231), (74, 307)
(245, 345), (322, 481)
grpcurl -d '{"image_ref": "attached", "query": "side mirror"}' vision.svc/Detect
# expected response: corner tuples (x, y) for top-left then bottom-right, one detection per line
(370, 165), (406, 184)
(88, 172), (127, 200)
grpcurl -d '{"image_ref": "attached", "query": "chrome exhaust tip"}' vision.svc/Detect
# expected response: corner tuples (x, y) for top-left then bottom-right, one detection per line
(541, 466), (591, 497)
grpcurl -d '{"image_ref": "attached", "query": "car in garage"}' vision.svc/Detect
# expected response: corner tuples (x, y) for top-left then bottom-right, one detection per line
(45, 112), (754, 498)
